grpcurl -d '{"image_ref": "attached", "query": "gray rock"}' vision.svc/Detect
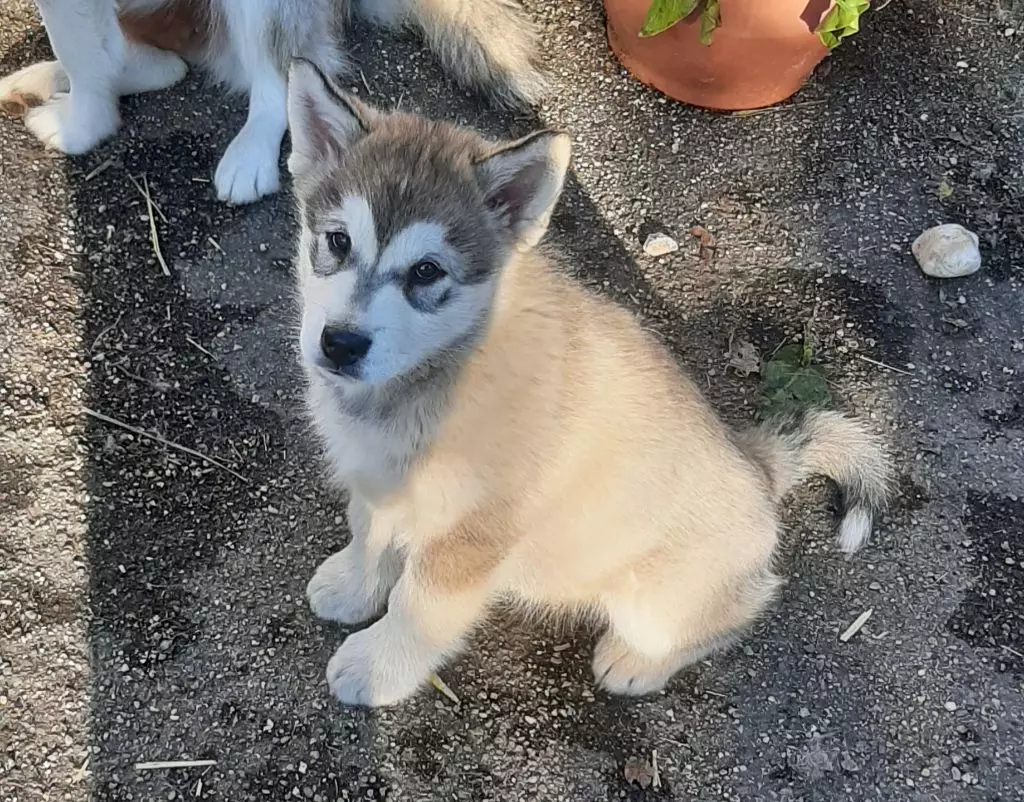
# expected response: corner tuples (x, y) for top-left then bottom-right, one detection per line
(643, 232), (679, 257)
(912, 224), (981, 278)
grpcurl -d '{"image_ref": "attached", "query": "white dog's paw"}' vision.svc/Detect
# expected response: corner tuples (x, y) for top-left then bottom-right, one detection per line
(307, 548), (384, 625)
(592, 632), (678, 697)
(0, 61), (69, 112)
(23, 92), (119, 154)
(326, 624), (427, 707)
(214, 123), (281, 204)
(119, 44), (188, 95)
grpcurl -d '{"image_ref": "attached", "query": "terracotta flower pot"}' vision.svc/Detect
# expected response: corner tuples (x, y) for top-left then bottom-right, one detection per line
(605, 0), (833, 110)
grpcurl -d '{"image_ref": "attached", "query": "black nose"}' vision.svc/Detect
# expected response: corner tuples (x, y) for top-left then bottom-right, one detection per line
(320, 326), (372, 369)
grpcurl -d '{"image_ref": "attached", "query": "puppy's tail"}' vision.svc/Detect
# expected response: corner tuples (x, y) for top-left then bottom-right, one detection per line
(361, 0), (545, 107)
(734, 410), (892, 554)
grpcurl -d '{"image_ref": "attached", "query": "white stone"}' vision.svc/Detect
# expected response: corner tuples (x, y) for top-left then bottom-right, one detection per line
(643, 232), (679, 257)
(912, 224), (981, 279)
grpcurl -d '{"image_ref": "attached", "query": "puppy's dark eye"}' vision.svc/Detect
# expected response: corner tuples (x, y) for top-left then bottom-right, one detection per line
(409, 260), (445, 286)
(326, 231), (351, 261)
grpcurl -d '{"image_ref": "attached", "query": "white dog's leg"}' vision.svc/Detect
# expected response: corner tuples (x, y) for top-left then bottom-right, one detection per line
(2, 1), (187, 153)
(211, 1), (288, 203)
(118, 40), (188, 95)
(0, 61), (70, 111)
(213, 60), (287, 204)
(20, 0), (125, 154)
(0, 44), (185, 112)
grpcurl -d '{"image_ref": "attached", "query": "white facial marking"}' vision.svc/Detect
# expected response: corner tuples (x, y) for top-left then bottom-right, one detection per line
(335, 195), (378, 267)
(377, 221), (448, 275)
(300, 270), (358, 369)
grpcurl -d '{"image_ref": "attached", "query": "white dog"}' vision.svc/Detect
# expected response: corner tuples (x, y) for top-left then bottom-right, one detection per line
(0, 0), (544, 204)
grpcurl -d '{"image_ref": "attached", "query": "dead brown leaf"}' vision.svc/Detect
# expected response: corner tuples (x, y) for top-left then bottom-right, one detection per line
(689, 225), (717, 262)
(624, 756), (655, 789)
(727, 338), (761, 376)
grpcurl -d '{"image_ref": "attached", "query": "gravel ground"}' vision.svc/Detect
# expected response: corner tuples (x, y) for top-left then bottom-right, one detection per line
(1, 1), (1022, 800)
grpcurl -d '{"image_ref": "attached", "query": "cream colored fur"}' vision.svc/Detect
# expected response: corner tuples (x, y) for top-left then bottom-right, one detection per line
(309, 248), (799, 702)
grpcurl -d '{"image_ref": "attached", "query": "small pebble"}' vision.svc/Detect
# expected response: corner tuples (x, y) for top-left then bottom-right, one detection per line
(944, 701), (958, 711)
(643, 233), (679, 257)
(912, 224), (981, 278)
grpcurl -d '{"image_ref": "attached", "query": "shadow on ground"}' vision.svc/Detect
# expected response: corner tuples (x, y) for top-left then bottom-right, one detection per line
(1, 1), (1022, 801)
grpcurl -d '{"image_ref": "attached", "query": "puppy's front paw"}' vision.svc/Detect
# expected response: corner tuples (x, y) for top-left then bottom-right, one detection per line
(592, 631), (677, 697)
(307, 548), (384, 625)
(326, 624), (427, 707)
(23, 92), (119, 154)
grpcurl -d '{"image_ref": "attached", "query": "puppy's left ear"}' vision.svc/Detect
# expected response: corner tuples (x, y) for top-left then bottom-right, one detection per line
(286, 59), (375, 180)
(475, 131), (571, 250)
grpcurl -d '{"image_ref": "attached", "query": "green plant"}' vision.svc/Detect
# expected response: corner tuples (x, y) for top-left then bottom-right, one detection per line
(640, 0), (870, 50)
(756, 339), (832, 421)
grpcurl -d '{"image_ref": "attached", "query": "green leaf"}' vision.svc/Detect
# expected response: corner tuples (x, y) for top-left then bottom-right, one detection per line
(774, 343), (807, 367)
(789, 368), (830, 404)
(699, 0), (721, 46)
(640, 0), (700, 38)
(756, 340), (832, 421)
(816, 0), (869, 50)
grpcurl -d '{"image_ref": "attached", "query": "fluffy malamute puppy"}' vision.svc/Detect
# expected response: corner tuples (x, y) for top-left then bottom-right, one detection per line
(286, 60), (891, 705)
(0, 0), (542, 204)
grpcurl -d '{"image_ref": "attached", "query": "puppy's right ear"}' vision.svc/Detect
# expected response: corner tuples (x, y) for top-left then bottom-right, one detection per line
(287, 59), (373, 180)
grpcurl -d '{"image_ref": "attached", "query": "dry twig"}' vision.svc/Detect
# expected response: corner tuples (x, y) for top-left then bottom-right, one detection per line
(83, 407), (249, 483)
(856, 354), (915, 376)
(135, 759), (217, 772)
(185, 336), (216, 360)
(85, 158), (115, 181)
(839, 609), (873, 643)
(733, 99), (827, 117)
(128, 173), (171, 276)
(127, 172), (168, 223)
(90, 311), (124, 353)
(428, 672), (461, 705)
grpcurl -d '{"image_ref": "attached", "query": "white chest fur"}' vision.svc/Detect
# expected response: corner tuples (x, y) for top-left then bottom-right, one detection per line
(305, 375), (418, 500)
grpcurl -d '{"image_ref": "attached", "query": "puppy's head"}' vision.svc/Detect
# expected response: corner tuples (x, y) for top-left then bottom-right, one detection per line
(286, 59), (570, 387)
